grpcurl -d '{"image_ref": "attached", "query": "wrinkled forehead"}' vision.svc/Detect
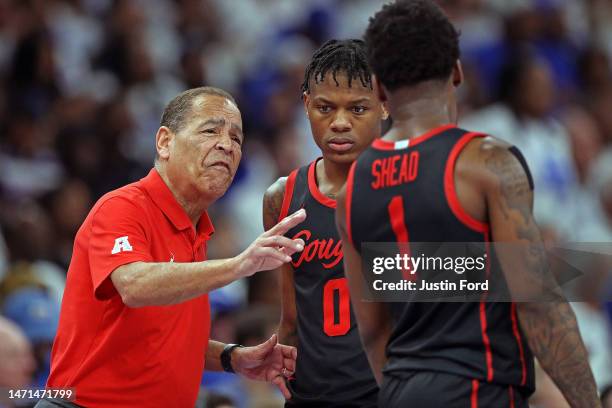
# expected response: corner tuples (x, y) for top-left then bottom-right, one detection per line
(190, 94), (242, 123)
(183, 95), (242, 135)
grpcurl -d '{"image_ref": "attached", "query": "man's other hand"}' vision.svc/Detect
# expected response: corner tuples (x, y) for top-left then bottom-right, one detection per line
(231, 334), (297, 399)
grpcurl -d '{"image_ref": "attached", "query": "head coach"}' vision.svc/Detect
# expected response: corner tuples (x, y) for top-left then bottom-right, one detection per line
(36, 87), (307, 408)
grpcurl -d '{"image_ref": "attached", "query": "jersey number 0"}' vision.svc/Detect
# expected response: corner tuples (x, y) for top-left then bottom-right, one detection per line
(323, 278), (350, 336)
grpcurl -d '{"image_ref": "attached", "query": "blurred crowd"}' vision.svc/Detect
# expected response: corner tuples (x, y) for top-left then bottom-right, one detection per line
(0, 0), (610, 407)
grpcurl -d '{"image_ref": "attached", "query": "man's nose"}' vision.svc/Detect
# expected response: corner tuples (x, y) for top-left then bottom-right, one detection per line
(331, 111), (352, 132)
(215, 133), (233, 153)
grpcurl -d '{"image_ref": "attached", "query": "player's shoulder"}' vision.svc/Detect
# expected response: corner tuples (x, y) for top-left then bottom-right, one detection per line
(91, 182), (149, 220)
(264, 176), (288, 202)
(459, 130), (515, 163)
(264, 176), (289, 215)
(459, 131), (529, 188)
(263, 176), (289, 229)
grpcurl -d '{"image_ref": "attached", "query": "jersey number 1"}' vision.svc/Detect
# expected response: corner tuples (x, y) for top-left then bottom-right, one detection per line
(323, 278), (350, 336)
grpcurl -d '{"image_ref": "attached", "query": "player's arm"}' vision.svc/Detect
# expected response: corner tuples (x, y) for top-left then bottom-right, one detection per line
(110, 210), (306, 308)
(263, 177), (298, 347)
(336, 185), (392, 385)
(474, 137), (600, 408)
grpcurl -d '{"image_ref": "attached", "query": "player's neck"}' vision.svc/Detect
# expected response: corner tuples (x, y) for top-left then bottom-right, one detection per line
(317, 158), (351, 198)
(384, 84), (456, 142)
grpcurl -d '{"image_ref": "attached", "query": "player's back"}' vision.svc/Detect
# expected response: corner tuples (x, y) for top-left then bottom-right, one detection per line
(346, 125), (535, 395)
(281, 159), (378, 407)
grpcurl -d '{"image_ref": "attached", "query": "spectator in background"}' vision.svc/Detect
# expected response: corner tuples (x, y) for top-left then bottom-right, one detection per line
(2, 287), (60, 388)
(562, 106), (611, 242)
(1, 201), (65, 306)
(0, 114), (64, 201)
(570, 255), (612, 391)
(0, 316), (35, 389)
(578, 47), (611, 98)
(461, 54), (581, 241)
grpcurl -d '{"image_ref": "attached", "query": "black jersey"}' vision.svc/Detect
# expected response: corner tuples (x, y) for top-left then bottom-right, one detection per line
(346, 125), (535, 395)
(280, 159), (378, 407)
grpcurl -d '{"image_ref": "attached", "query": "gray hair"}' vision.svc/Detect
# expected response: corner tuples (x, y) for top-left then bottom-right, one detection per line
(160, 86), (237, 133)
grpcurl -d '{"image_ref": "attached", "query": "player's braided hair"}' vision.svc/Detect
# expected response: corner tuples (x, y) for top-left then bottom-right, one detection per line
(301, 39), (373, 95)
(364, 0), (460, 91)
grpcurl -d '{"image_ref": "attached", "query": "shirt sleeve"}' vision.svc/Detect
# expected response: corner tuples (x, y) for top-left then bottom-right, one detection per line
(89, 196), (153, 300)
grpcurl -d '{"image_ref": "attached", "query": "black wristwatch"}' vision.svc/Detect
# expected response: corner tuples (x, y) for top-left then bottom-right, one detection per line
(221, 343), (244, 373)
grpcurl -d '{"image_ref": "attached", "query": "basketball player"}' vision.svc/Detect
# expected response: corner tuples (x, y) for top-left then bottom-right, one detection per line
(336, 1), (601, 407)
(262, 39), (386, 407)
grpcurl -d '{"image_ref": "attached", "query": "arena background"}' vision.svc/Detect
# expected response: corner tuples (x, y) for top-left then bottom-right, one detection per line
(0, 0), (610, 407)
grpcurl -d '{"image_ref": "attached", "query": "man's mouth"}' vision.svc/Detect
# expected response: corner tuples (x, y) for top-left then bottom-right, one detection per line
(327, 137), (355, 152)
(208, 161), (231, 172)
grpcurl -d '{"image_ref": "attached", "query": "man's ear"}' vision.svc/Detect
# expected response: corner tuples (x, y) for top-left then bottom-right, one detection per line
(156, 126), (174, 160)
(302, 91), (310, 117)
(452, 60), (464, 87)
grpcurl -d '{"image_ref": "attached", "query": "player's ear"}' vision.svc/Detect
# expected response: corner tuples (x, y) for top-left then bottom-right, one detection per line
(156, 126), (173, 160)
(381, 102), (390, 121)
(302, 91), (310, 117)
(452, 60), (464, 87)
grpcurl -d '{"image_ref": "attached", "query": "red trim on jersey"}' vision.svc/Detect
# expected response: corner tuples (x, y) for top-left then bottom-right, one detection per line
(480, 233), (494, 382)
(345, 162), (357, 247)
(371, 124), (457, 150)
(278, 169), (298, 222)
(388, 196), (409, 242)
(479, 301), (494, 382)
(511, 303), (528, 386)
(471, 379), (479, 408)
(371, 138), (396, 151)
(308, 159), (337, 209)
(509, 386), (515, 408)
(388, 196), (414, 280)
(444, 132), (489, 233)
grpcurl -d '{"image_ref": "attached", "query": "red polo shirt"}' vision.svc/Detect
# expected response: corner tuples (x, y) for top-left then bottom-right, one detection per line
(47, 169), (214, 408)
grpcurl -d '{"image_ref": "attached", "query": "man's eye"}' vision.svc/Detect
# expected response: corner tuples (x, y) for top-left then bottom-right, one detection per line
(318, 105), (332, 113)
(352, 106), (367, 114)
(202, 129), (217, 134)
(232, 136), (242, 145)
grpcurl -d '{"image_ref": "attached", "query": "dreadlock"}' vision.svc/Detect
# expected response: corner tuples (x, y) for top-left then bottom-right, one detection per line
(301, 39), (373, 95)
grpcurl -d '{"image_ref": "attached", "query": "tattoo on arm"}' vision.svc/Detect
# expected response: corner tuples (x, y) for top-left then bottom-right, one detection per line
(263, 177), (287, 231)
(482, 142), (600, 408)
(264, 178), (299, 347)
(484, 146), (549, 291)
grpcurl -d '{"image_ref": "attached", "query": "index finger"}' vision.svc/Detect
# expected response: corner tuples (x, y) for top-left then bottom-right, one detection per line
(265, 209), (307, 237)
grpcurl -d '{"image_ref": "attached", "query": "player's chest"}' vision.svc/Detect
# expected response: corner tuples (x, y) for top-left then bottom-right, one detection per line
(288, 217), (343, 273)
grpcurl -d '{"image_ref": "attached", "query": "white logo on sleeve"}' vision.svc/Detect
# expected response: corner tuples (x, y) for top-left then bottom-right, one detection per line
(111, 236), (133, 254)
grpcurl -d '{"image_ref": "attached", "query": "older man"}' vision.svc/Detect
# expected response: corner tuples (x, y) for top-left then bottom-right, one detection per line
(38, 87), (306, 408)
